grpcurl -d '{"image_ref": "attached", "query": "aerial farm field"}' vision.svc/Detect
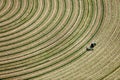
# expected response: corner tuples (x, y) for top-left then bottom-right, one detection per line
(0, 0), (120, 80)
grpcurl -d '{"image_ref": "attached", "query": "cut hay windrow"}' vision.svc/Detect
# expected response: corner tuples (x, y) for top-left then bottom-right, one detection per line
(0, 0), (119, 80)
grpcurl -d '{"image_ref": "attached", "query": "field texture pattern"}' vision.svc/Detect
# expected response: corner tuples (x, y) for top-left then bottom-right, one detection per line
(0, 0), (120, 80)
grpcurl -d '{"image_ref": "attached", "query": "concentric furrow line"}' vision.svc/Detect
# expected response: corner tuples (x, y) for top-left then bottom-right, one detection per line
(0, 0), (6, 11)
(0, 0), (27, 30)
(30, 0), (105, 79)
(0, 0), (13, 19)
(1, 0), (96, 78)
(0, 0), (120, 80)
(0, 0), (37, 34)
